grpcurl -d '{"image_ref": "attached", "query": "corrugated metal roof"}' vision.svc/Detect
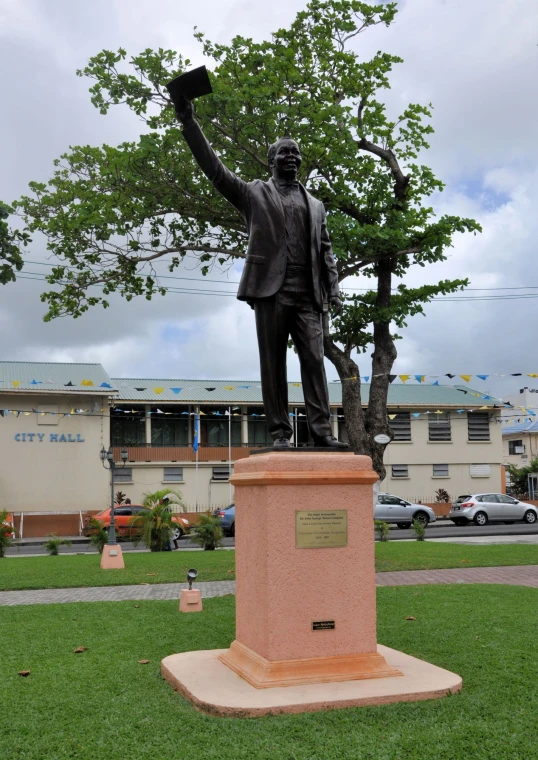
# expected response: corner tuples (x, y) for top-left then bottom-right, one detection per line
(0, 361), (117, 394)
(111, 377), (501, 408)
(502, 420), (538, 435)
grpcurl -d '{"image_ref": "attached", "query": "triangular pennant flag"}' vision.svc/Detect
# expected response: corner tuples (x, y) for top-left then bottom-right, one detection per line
(153, 388), (165, 394)
(476, 375), (488, 381)
(457, 388), (468, 394)
(459, 375), (472, 383)
(199, 410), (206, 415)
(415, 375), (425, 383)
(527, 374), (538, 378)
(215, 411), (221, 416)
(12, 381), (20, 388)
(135, 388), (146, 392)
(64, 382), (74, 387)
(479, 406), (488, 410)
(435, 410), (442, 414)
(399, 375), (410, 383)
(432, 380), (439, 386)
(205, 388), (216, 392)
(483, 395), (491, 400)
(156, 408), (164, 414)
(171, 388), (182, 394)
(511, 373), (522, 376)
(456, 410), (464, 414)
(291, 383), (302, 387)
(238, 385), (251, 389)
(445, 374), (456, 379)
(363, 376), (370, 383)
(100, 382), (112, 388)
(388, 414), (397, 420)
(30, 379), (42, 385)
(223, 386), (234, 391)
(81, 379), (94, 387)
(412, 413), (420, 418)
(46, 377), (54, 384)
(388, 375), (397, 384)
(24, 411), (31, 416)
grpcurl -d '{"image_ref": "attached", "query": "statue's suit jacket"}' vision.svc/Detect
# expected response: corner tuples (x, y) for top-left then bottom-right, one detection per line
(182, 120), (340, 312)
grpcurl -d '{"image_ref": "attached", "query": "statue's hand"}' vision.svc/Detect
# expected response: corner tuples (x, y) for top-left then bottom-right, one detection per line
(174, 94), (194, 125)
(330, 296), (343, 316)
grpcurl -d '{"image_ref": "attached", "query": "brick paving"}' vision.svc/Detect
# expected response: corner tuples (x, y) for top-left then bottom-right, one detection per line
(0, 565), (536, 607)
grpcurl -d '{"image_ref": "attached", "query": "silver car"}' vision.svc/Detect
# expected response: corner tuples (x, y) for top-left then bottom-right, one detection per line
(375, 493), (437, 528)
(449, 493), (538, 526)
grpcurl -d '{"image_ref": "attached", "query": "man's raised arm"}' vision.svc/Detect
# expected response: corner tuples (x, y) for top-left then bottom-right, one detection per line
(175, 95), (248, 214)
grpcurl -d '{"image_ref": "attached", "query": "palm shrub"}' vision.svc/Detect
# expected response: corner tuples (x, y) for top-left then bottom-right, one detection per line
(44, 533), (72, 556)
(190, 512), (223, 551)
(0, 510), (15, 557)
(86, 517), (108, 554)
(412, 519), (426, 541)
(130, 489), (185, 551)
(374, 520), (390, 542)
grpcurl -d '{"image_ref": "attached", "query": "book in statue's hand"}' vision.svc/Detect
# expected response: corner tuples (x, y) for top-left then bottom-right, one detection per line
(166, 65), (212, 105)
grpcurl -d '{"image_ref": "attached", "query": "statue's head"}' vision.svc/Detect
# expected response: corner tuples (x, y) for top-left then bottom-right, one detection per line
(268, 137), (302, 180)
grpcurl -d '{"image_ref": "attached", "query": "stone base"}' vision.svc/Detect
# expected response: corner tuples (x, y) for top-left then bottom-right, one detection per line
(218, 640), (402, 688)
(179, 588), (203, 613)
(161, 645), (462, 717)
(100, 544), (125, 569)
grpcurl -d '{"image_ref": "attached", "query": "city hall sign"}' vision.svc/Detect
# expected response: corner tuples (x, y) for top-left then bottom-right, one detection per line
(14, 432), (86, 443)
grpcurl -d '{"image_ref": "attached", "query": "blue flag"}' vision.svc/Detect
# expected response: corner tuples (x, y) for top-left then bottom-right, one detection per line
(193, 411), (200, 452)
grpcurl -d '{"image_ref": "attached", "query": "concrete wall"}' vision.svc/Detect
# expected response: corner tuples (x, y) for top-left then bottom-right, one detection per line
(502, 432), (538, 467)
(0, 393), (110, 513)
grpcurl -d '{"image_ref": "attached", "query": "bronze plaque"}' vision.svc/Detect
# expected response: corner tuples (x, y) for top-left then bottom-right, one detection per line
(295, 510), (348, 549)
(312, 620), (335, 631)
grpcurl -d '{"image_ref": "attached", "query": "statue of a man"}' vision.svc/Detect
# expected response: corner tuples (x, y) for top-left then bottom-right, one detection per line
(176, 96), (347, 450)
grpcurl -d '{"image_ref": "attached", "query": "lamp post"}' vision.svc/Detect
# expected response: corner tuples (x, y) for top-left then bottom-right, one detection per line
(99, 444), (128, 551)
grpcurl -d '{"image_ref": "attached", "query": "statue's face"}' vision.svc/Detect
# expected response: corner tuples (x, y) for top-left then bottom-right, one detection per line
(271, 139), (302, 179)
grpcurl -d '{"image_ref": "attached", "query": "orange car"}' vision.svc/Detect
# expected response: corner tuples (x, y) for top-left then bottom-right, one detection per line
(83, 505), (191, 541)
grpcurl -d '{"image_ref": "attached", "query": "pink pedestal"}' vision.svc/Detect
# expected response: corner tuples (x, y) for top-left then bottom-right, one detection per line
(100, 544), (125, 570)
(179, 589), (203, 613)
(162, 451), (462, 713)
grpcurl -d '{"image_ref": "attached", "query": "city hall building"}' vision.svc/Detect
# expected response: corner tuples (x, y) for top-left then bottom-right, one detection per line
(0, 361), (504, 534)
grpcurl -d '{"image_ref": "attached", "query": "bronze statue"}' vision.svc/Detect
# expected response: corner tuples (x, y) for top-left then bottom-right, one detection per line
(175, 94), (347, 450)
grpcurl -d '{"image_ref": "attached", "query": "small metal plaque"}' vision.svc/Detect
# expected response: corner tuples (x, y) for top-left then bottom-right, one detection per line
(109, 550), (118, 557)
(312, 620), (335, 631)
(295, 510), (347, 549)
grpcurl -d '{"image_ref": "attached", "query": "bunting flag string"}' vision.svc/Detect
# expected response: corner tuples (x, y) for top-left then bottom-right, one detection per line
(339, 372), (538, 383)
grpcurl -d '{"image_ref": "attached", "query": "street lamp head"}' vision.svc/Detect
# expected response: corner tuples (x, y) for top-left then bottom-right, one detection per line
(121, 446), (128, 463)
(99, 446), (107, 463)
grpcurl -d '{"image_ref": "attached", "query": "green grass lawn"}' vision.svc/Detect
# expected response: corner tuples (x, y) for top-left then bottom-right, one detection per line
(1, 585), (537, 759)
(0, 542), (537, 591)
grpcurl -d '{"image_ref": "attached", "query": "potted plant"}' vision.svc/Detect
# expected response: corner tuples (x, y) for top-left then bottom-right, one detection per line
(130, 488), (186, 552)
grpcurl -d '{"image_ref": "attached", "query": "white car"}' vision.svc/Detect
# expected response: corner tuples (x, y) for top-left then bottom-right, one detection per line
(449, 494), (538, 526)
(375, 493), (437, 528)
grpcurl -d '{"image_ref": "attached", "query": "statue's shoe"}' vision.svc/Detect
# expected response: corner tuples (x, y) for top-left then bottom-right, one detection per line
(312, 436), (349, 449)
(272, 437), (291, 450)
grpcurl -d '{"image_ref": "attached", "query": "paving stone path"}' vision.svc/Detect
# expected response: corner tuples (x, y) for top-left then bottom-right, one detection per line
(0, 565), (536, 606)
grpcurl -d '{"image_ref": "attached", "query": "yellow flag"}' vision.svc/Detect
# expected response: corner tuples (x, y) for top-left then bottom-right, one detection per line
(224, 386), (234, 390)
(153, 388), (164, 394)
(459, 375), (472, 383)
(291, 382), (301, 387)
(12, 381), (20, 388)
(527, 374), (538, 378)
(479, 405), (488, 410)
(435, 409), (442, 414)
(399, 375), (410, 383)
(388, 414), (396, 420)
(81, 379), (94, 386)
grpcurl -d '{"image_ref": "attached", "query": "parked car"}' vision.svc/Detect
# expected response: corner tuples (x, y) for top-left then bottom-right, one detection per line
(374, 493), (436, 528)
(215, 504), (235, 537)
(83, 505), (191, 540)
(448, 494), (538, 526)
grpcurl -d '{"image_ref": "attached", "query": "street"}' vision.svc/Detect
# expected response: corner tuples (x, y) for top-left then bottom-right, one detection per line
(5, 521), (538, 556)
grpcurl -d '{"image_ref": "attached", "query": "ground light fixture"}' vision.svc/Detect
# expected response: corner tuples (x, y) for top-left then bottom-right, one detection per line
(187, 568), (198, 590)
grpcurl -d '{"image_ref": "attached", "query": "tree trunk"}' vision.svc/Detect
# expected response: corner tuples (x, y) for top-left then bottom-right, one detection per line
(322, 315), (369, 455)
(365, 258), (397, 480)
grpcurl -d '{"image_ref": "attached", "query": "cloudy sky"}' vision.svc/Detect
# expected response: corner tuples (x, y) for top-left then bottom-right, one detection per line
(1, 0), (538, 399)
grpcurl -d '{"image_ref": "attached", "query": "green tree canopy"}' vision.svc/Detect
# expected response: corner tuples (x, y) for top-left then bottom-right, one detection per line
(14, 0), (480, 475)
(0, 202), (28, 285)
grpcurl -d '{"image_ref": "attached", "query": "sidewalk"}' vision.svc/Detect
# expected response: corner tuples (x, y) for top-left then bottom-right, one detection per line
(0, 565), (536, 606)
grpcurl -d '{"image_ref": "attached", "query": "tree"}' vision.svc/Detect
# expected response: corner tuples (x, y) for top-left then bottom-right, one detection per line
(507, 457), (538, 499)
(0, 202), (28, 285)
(14, 0), (479, 477)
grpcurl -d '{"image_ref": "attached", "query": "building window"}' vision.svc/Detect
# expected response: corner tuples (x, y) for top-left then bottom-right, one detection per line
(388, 413), (411, 441)
(433, 464), (449, 477)
(200, 407), (241, 446)
(247, 407), (273, 446)
(114, 468), (133, 483)
(151, 414), (189, 446)
(111, 409), (145, 446)
(508, 439), (524, 455)
(468, 411), (490, 441)
(212, 466), (230, 481)
(163, 466), (184, 482)
(470, 464), (491, 478)
(429, 412), (451, 442)
(391, 464), (408, 478)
